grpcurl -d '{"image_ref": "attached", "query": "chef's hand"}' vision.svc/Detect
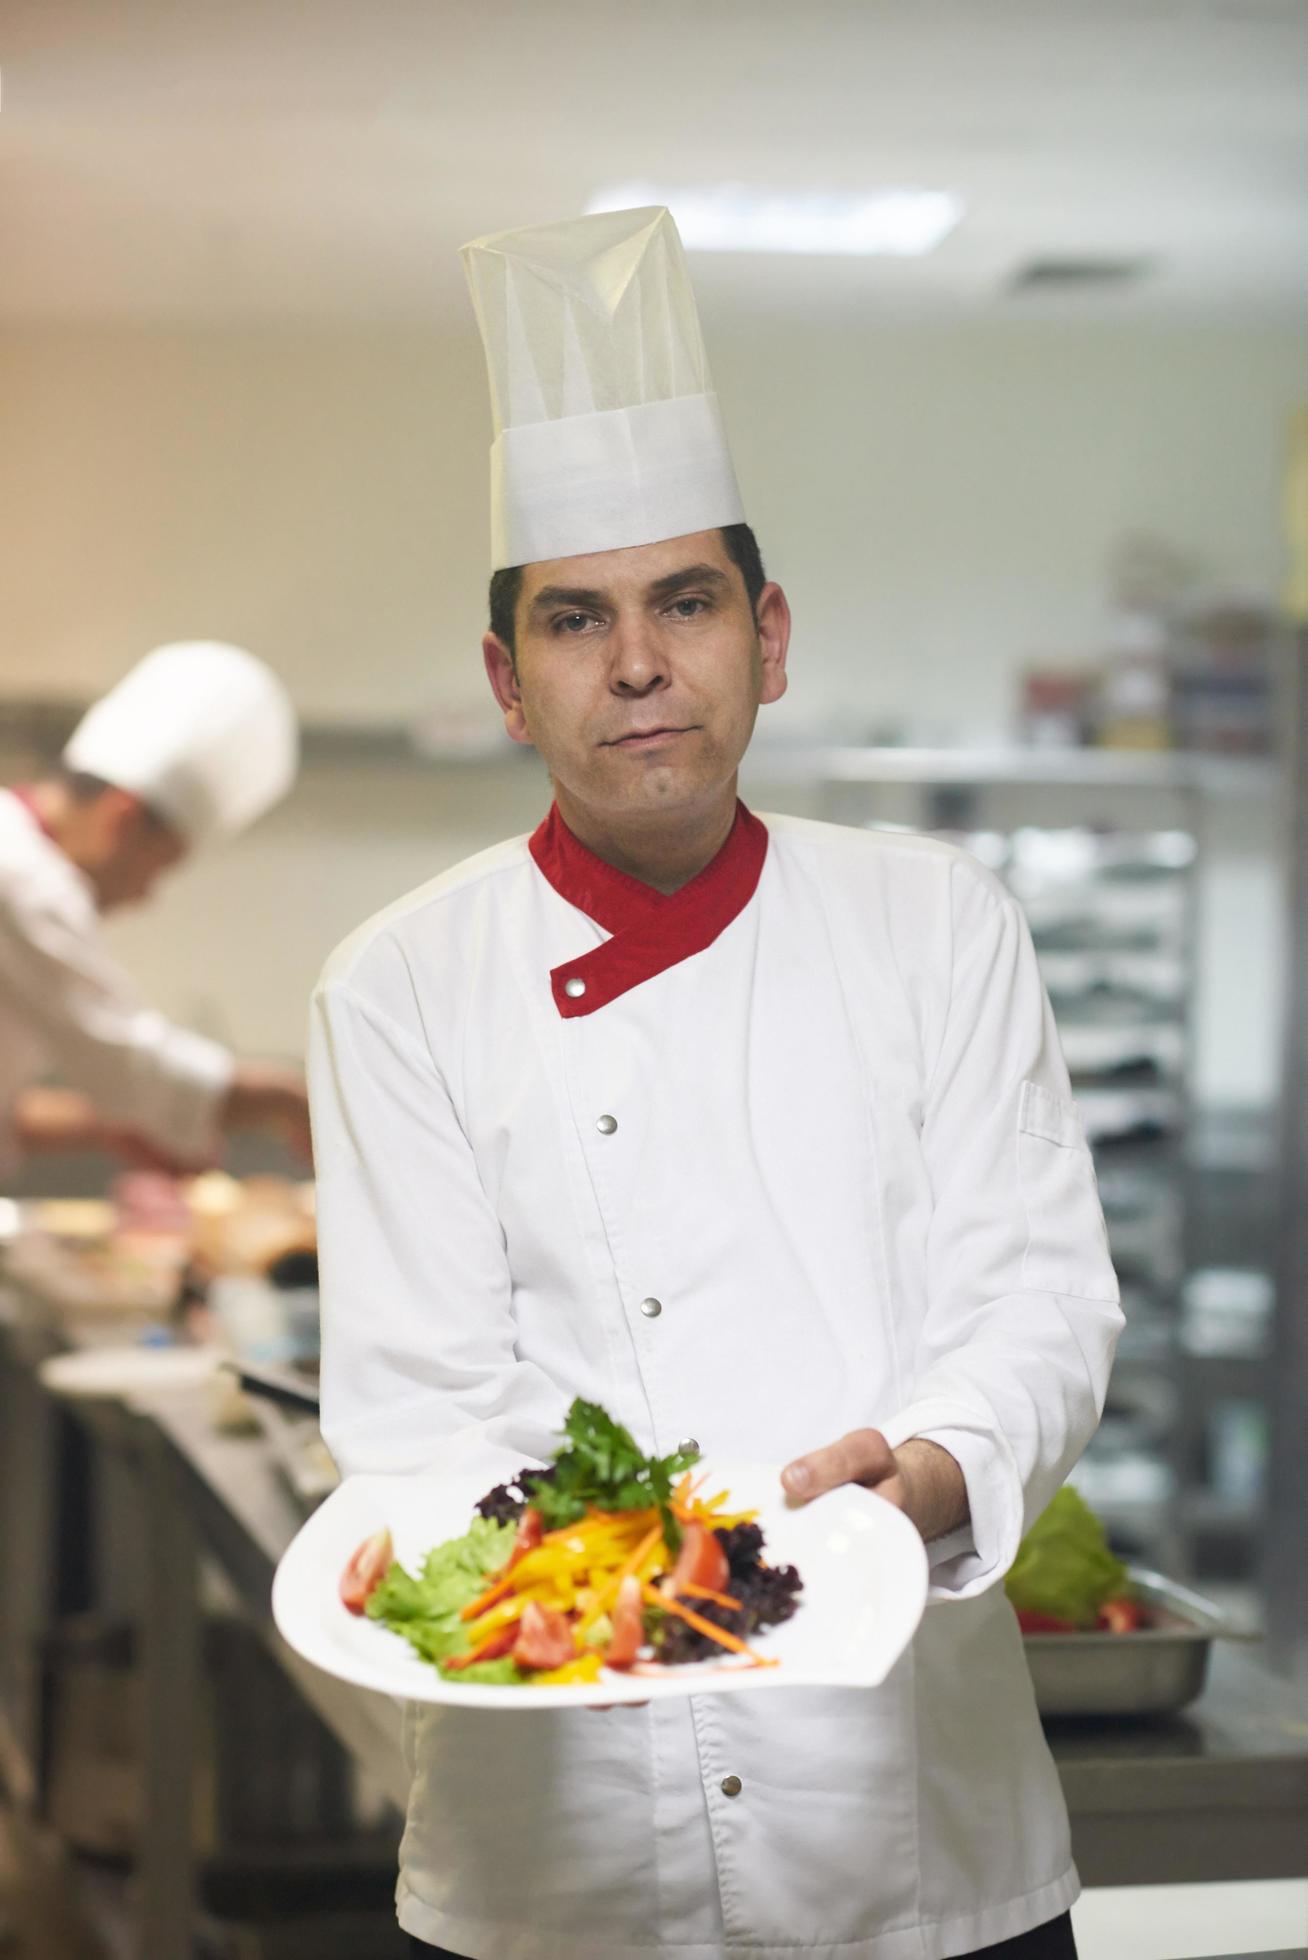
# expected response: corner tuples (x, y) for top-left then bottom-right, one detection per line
(14, 1087), (204, 1174)
(781, 1430), (969, 1545)
(222, 1064), (313, 1166)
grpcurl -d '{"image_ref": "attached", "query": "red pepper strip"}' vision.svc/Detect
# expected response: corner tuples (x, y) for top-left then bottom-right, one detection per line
(459, 1574), (515, 1622)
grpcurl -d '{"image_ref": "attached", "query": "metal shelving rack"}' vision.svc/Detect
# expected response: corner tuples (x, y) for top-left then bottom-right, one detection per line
(999, 823), (1194, 1572)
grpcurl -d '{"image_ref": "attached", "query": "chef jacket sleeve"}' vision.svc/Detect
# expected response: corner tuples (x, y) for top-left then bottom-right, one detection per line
(0, 883), (231, 1161)
(309, 979), (565, 1486)
(877, 855), (1124, 1601)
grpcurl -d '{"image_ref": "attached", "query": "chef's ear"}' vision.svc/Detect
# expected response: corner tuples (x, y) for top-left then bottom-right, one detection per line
(483, 632), (533, 748)
(92, 785), (152, 853)
(755, 582), (791, 707)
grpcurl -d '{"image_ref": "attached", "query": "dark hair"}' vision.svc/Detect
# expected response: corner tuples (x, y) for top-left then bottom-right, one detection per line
(53, 766), (170, 830)
(57, 768), (117, 805)
(488, 521), (767, 663)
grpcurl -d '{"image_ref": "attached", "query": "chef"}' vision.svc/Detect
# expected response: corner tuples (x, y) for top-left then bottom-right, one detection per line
(309, 208), (1123, 1960)
(1, 640), (311, 1180)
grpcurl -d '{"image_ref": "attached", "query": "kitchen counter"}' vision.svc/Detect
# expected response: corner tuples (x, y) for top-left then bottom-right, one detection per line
(1047, 1642), (1308, 1884)
(3, 1250), (1308, 1957)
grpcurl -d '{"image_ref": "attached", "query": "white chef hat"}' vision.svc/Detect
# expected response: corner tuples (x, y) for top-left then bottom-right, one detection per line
(461, 206), (745, 570)
(63, 642), (298, 847)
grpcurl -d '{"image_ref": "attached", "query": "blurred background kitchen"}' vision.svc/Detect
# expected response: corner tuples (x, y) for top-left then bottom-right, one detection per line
(2, 3), (1306, 1957)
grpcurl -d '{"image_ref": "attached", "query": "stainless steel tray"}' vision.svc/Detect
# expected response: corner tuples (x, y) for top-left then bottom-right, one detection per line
(1023, 1567), (1253, 1717)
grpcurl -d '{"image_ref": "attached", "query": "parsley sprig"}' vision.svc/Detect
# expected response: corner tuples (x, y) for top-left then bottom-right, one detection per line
(528, 1399), (700, 1553)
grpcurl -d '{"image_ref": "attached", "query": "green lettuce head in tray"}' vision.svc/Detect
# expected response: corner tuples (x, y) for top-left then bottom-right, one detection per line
(1004, 1486), (1129, 1627)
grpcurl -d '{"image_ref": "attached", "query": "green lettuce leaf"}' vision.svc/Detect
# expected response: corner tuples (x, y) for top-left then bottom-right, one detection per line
(1004, 1486), (1128, 1627)
(443, 1657), (524, 1686)
(365, 1514), (516, 1667)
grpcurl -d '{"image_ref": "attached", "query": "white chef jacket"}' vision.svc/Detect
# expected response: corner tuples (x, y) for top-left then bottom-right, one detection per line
(309, 807), (1123, 1960)
(0, 788), (232, 1178)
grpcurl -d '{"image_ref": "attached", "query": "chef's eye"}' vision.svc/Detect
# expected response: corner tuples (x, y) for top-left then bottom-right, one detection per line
(666, 596), (708, 619)
(553, 611), (598, 635)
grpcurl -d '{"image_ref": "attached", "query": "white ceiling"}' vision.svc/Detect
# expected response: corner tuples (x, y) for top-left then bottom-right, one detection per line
(4, 0), (1307, 327)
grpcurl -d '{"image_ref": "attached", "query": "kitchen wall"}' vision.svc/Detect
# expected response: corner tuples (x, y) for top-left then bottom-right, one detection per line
(1, 319), (1303, 1099)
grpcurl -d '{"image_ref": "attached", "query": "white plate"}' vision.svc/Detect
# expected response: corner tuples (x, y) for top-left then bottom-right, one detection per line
(38, 1343), (223, 1401)
(272, 1461), (929, 1709)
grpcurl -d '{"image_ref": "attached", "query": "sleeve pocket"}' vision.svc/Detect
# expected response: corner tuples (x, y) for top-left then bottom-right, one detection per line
(1017, 1081), (1120, 1300)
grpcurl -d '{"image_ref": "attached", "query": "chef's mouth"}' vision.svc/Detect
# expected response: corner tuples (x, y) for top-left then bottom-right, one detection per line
(602, 726), (698, 748)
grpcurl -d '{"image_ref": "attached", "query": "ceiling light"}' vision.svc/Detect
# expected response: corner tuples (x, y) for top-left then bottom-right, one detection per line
(585, 184), (964, 257)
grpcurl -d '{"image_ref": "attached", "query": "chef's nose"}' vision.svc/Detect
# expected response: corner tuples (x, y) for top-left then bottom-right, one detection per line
(608, 611), (670, 696)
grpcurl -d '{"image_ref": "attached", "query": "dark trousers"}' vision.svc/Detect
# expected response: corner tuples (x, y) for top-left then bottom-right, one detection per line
(972, 1909), (1079, 1957)
(410, 1907), (1077, 1958)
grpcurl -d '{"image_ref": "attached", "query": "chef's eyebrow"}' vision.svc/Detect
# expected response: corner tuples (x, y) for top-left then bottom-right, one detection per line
(645, 565), (730, 603)
(527, 564), (731, 619)
(528, 584), (608, 616)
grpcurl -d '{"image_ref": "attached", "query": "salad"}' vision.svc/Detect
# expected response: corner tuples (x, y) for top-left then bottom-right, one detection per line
(1005, 1486), (1145, 1633)
(338, 1400), (804, 1686)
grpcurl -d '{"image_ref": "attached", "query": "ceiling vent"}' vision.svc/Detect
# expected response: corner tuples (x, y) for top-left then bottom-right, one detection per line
(1008, 257), (1157, 295)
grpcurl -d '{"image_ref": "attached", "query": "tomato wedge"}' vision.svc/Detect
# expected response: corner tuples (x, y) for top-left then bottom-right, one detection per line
(604, 1575), (645, 1669)
(1098, 1596), (1146, 1633)
(340, 1528), (393, 1615)
(1014, 1609), (1080, 1634)
(512, 1600), (576, 1671)
(670, 1522), (729, 1599)
(445, 1625), (518, 1670)
(507, 1505), (544, 1569)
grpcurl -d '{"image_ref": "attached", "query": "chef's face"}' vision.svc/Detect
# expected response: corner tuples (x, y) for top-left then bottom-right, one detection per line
(483, 530), (789, 833)
(79, 790), (187, 911)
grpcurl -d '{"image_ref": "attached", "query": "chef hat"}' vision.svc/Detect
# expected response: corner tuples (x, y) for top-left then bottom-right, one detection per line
(461, 206), (745, 570)
(63, 642), (298, 847)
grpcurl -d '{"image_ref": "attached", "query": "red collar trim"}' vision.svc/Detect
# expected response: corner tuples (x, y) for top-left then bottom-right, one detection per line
(529, 801), (769, 1018)
(9, 786), (55, 840)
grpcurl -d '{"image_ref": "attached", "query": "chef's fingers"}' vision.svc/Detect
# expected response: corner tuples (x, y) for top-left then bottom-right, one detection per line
(781, 1427), (896, 1503)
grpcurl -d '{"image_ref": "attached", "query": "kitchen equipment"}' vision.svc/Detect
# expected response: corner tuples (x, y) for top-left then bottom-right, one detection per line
(1024, 1567), (1250, 1717)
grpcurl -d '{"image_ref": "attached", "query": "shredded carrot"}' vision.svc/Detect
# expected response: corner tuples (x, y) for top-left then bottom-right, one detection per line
(641, 1583), (775, 1664)
(460, 1574), (515, 1622)
(681, 1582), (743, 1611)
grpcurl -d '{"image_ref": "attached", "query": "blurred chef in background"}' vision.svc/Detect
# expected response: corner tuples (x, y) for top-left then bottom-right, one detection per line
(0, 640), (311, 1181)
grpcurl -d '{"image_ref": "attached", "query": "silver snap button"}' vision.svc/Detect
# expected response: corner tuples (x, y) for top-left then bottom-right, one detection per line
(596, 1113), (618, 1135)
(639, 1297), (662, 1319)
(720, 1774), (742, 1798)
(563, 977), (586, 999)
(679, 1438), (699, 1455)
